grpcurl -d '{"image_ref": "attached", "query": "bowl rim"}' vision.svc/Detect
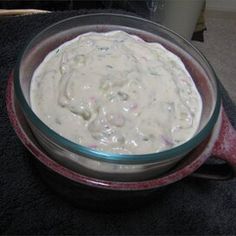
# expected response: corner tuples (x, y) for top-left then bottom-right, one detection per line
(14, 13), (221, 164)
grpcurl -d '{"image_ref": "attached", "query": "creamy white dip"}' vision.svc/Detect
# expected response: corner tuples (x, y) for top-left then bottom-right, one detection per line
(30, 31), (202, 154)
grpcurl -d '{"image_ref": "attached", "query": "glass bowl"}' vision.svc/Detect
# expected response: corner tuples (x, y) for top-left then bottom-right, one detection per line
(14, 13), (221, 181)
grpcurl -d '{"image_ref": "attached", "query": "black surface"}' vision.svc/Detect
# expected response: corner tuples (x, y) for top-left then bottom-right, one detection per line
(0, 10), (236, 235)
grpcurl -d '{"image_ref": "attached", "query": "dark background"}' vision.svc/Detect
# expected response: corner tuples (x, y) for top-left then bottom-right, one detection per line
(0, 1), (146, 12)
(0, 0), (206, 41)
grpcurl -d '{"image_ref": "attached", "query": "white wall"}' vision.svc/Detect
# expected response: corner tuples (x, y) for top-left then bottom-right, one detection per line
(206, 0), (236, 12)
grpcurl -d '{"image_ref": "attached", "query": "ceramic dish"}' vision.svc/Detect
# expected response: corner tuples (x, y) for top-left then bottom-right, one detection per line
(7, 72), (236, 189)
(7, 70), (236, 208)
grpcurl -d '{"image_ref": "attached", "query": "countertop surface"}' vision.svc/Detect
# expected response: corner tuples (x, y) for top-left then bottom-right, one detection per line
(0, 10), (236, 235)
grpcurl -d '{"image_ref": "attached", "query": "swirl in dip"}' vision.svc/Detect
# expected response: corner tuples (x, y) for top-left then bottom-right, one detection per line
(30, 31), (202, 154)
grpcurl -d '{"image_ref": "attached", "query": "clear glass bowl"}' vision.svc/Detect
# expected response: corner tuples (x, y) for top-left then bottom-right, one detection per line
(14, 13), (221, 181)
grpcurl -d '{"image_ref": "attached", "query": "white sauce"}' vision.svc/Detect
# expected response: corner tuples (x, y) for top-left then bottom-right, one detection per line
(30, 31), (202, 154)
